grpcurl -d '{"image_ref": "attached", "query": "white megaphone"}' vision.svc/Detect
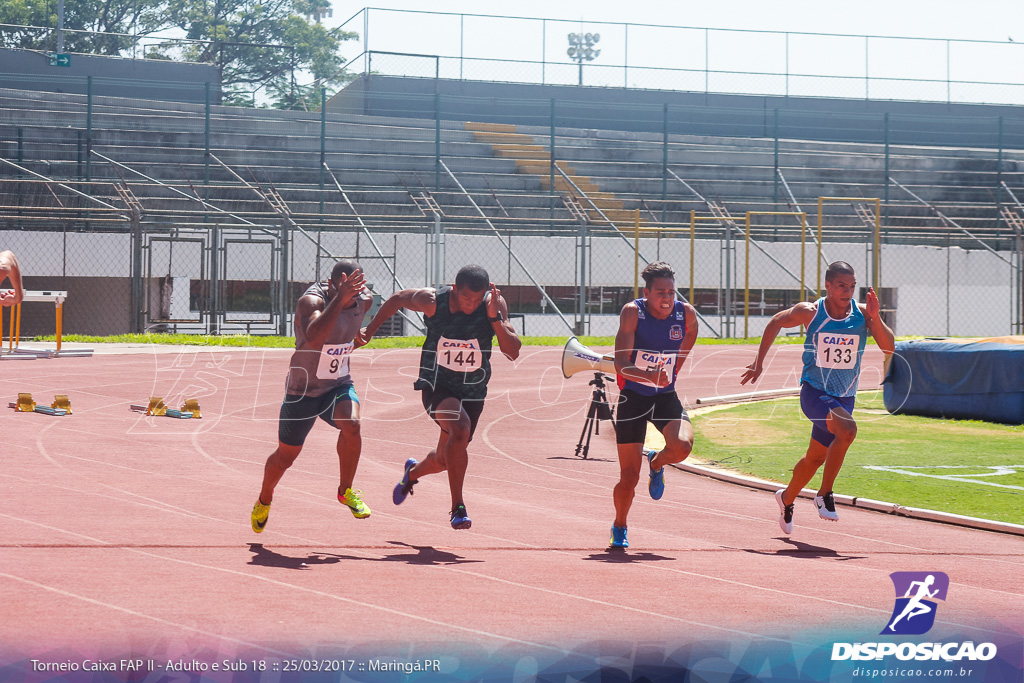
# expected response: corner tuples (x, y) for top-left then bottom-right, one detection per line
(561, 336), (617, 378)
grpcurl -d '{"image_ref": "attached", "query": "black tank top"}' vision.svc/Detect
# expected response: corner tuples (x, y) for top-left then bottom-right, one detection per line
(414, 286), (494, 399)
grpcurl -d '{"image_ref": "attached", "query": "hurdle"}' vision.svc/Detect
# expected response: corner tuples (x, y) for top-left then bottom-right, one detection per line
(1, 290), (93, 358)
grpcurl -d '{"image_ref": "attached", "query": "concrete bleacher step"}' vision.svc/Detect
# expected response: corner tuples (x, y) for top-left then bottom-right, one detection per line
(465, 121), (650, 228)
(3, 87), (1018, 242)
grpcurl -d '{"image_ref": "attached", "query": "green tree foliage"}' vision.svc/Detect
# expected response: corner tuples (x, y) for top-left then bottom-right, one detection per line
(0, 0), (164, 53)
(0, 0), (356, 108)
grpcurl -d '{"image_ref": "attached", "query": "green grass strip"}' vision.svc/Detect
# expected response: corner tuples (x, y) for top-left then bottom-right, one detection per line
(691, 392), (1024, 525)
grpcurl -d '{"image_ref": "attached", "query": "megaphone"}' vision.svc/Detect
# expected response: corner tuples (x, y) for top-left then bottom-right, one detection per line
(562, 336), (616, 378)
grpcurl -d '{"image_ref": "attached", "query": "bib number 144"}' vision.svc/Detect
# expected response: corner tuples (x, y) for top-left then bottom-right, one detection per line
(437, 337), (482, 373)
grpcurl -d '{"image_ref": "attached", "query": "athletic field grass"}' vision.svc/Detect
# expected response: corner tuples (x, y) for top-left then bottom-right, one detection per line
(688, 392), (1024, 526)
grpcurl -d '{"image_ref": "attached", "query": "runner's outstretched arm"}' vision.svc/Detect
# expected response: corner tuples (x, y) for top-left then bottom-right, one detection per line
(486, 283), (521, 360)
(740, 302), (816, 385)
(676, 303), (699, 371)
(0, 250), (24, 307)
(303, 269), (367, 347)
(614, 303), (670, 388)
(861, 287), (895, 355)
(356, 287), (436, 347)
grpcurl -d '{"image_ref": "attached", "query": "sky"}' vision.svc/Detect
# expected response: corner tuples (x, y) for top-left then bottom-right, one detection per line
(330, 0), (1024, 42)
(321, 1), (1024, 102)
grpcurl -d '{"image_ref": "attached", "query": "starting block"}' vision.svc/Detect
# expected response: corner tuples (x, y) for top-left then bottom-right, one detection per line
(8, 392), (69, 416)
(52, 395), (72, 414)
(130, 397), (201, 419)
(180, 398), (202, 419)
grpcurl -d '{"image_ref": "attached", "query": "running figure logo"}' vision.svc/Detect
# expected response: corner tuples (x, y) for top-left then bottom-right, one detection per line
(881, 572), (949, 635)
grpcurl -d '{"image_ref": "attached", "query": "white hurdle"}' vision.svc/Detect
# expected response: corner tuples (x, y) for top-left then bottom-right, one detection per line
(1, 290), (93, 358)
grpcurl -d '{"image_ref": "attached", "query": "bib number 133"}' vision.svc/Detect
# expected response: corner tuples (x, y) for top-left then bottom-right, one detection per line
(815, 333), (858, 368)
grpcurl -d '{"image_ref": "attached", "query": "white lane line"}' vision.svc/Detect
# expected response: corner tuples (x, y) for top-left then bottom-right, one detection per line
(479, 411), (1024, 563)
(0, 570), (290, 656)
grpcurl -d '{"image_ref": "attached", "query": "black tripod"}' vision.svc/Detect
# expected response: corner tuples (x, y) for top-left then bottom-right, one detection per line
(575, 372), (615, 459)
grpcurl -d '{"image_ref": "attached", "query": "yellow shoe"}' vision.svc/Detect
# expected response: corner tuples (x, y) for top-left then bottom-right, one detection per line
(251, 500), (270, 533)
(339, 487), (371, 519)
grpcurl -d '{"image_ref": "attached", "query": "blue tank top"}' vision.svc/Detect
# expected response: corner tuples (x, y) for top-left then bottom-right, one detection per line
(800, 297), (868, 398)
(622, 298), (687, 396)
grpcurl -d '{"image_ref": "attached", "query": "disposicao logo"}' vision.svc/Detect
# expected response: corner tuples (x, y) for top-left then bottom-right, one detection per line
(882, 571), (948, 635)
(831, 572), (998, 663)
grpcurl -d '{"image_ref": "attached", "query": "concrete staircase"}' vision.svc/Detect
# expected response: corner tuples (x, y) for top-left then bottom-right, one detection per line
(465, 121), (649, 229)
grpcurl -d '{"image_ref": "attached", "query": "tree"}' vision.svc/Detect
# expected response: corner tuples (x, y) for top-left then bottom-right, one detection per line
(0, 0), (165, 54)
(157, 0), (357, 108)
(0, 0), (357, 108)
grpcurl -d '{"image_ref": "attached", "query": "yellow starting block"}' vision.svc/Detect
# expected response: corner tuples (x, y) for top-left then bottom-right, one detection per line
(9, 392), (69, 416)
(133, 397), (167, 416)
(130, 397), (201, 419)
(52, 395), (72, 414)
(180, 398), (202, 419)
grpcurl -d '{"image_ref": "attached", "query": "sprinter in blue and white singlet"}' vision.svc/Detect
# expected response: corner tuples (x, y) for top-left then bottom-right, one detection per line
(740, 261), (895, 535)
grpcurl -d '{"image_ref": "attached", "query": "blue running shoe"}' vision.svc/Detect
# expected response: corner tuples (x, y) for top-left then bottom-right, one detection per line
(609, 525), (628, 549)
(450, 504), (472, 530)
(392, 458), (419, 505)
(647, 449), (665, 500)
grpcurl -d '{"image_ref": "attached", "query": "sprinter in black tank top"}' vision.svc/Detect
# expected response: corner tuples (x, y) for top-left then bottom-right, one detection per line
(357, 265), (521, 530)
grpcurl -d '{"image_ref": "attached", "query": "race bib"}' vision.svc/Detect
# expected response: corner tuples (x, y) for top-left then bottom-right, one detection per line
(815, 333), (858, 368)
(437, 336), (482, 373)
(634, 351), (676, 387)
(316, 342), (353, 380)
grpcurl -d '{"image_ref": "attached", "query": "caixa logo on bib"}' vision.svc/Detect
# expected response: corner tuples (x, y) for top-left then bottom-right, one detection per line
(883, 571), (948, 635)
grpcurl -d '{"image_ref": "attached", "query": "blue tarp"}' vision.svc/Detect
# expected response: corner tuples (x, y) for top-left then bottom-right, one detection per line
(883, 339), (1024, 425)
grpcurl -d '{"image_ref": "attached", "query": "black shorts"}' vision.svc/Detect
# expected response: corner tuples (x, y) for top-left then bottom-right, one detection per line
(614, 388), (689, 445)
(277, 383), (359, 447)
(420, 385), (485, 442)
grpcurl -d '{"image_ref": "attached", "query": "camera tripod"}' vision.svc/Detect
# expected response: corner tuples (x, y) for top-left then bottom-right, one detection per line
(575, 372), (615, 459)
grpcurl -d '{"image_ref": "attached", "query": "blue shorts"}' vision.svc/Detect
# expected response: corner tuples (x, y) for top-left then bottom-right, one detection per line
(278, 383), (359, 447)
(800, 382), (855, 447)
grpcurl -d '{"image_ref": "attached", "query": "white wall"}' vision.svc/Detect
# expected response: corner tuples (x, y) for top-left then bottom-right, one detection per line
(3, 227), (1019, 337)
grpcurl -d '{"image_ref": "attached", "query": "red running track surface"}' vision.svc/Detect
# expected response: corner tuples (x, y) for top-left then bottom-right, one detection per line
(1, 344), (1021, 663)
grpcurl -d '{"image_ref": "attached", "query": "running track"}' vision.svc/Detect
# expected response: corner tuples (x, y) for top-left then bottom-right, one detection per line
(2, 344), (1022, 673)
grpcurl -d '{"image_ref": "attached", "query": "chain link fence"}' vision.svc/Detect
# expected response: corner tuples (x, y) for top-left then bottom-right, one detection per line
(2, 77), (1023, 341)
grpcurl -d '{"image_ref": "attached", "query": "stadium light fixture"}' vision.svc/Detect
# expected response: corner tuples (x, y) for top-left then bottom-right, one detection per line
(567, 31), (600, 85)
(305, 3), (332, 22)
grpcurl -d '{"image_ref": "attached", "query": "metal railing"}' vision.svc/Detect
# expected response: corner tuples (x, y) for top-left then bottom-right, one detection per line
(339, 8), (1024, 106)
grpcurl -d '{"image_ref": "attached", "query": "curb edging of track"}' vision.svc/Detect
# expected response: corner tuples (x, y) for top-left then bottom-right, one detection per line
(671, 459), (1024, 537)
(674, 399), (1024, 537)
